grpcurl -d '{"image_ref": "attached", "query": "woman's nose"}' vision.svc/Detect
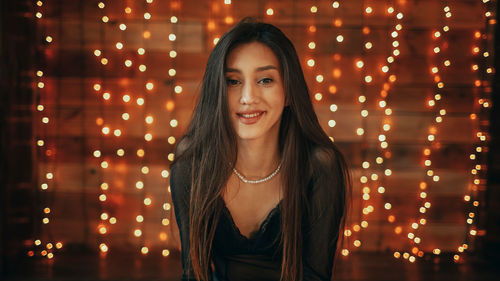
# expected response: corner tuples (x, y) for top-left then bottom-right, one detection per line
(240, 82), (258, 104)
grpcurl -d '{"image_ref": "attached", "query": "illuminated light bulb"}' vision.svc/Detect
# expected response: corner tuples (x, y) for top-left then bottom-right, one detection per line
(144, 197), (152, 206)
(46, 172), (54, 180)
(99, 243), (109, 253)
(378, 134), (386, 142)
(434, 31), (441, 38)
(266, 8), (274, 16)
(329, 104), (338, 112)
(93, 150), (101, 158)
(42, 217), (49, 224)
(136, 181), (144, 190)
(36, 12), (43, 18)
(134, 229), (142, 237)
(356, 60), (364, 68)
(336, 35), (344, 42)
(37, 1), (43, 7)
(121, 113), (130, 121)
(170, 16), (178, 23)
(37, 82), (45, 88)
(102, 92), (111, 100)
(433, 47), (440, 53)
(387, 56), (394, 63)
(308, 42), (316, 49)
(174, 85), (183, 94)
(125, 7), (132, 14)
(136, 48), (145, 56)
(392, 41), (399, 48)
(119, 23), (127, 31)
(162, 249), (170, 257)
(102, 16), (109, 23)
(353, 240), (361, 247)
(420, 207), (426, 213)
(379, 100), (387, 108)
(101, 213), (109, 220)
(364, 76), (373, 83)
(167, 68), (177, 77)
(391, 31), (398, 38)
(356, 128), (364, 136)
(137, 149), (145, 157)
(109, 217), (116, 224)
(45, 35), (53, 43)
(395, 24), (402, 31)
(332, 1), (340, 8)
(161, 170), (170, 178)
(435, 94), (441, 100)
(382, 66), (389, 73)
(316, 75), (324, 83)
(122, 94), (131, 103)
(433, 175), (440, 182)
(100, 58), (108, 65)
(328, 120), (336, 128)
(307, 59), (315, 67)
(37, 140), (44, 146)
(116, 42), (123, 50)
(102, 127), (110, 135)
(124, 60), (132, 67)
(42, 117), (49, 123)
(144, 12), (151, 20)
(314, 93), (322, 101)
(141, 166), (149, 174)
(41, 183), (48, 190)
(308, 25), (316, 33)
(365, 6), (372, 14)
(144, 133), (153, 141)
(224, 16), (234, 25)
(358, 95), (366, 103)
(168, 153), (175, 161)
(113, 129), (121, 137)
(162, 218), (170, 226)
(310, 5), (318, 13)
(137, 98), (145, 106)
(99, 193), (107, 201)
(396, 12), (403, 19)
(361, 110), (368, 117)
(145, 116), (153, 124)
(136, 215), (144, 223)
(169, 50), (177, 58)
(36, 70), (44, 77)
(144, 82), (154, 91)
(139, 65), (147, 72)
(393, 49), (400, 56)
(163, 203), (172, 211)
(378, 186), (385, 193)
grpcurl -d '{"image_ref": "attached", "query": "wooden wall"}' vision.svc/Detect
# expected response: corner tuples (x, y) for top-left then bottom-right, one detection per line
(32, 0), (493, 260)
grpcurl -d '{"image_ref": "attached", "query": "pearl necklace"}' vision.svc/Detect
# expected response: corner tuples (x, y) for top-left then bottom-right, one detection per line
(232, 161), (282, 184)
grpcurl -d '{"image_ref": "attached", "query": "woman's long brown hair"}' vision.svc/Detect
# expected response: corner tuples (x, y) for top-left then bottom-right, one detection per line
(173, 18), (351, 281)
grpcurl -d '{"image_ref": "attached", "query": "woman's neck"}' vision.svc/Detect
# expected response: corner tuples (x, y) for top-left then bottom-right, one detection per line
(235, 137), (281, 178)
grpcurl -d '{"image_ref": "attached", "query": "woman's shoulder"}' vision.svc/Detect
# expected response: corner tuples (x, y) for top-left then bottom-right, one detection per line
(309, 145), (345, 177)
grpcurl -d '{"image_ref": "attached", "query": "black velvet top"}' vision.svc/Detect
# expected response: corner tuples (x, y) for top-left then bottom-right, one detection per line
(170, 158), (343, 281)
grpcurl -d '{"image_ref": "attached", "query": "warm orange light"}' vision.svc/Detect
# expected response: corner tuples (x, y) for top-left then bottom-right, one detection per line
(143, 31), (151, 39)
(207, 20), (215, 31)
(308, 25), (316, 33)
(394, 226), (402, 234)
(388, 215), (396, 223)
(224, 16), (234, 24)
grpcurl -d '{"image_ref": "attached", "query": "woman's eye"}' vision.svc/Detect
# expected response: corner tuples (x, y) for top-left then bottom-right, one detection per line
(259, 78), (273, 85)
(226, 78), (240, 86)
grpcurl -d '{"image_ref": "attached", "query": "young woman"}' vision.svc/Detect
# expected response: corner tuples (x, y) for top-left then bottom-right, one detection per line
(170, 18), (350, 281)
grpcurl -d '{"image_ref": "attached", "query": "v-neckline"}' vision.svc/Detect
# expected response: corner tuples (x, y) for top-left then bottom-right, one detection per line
(221, 198), (283, 241)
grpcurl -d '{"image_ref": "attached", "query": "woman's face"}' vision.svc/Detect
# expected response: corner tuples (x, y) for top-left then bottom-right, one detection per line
(225, 41), (286, 142)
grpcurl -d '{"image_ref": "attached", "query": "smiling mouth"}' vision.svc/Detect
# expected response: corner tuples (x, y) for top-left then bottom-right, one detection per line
(236, 111), (265, 124)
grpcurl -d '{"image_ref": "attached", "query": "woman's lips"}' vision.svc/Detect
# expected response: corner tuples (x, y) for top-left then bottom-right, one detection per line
(237, 111), (265, 125)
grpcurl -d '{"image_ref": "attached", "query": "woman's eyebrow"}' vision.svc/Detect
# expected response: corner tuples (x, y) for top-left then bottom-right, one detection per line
(225, 65), (278, 73)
